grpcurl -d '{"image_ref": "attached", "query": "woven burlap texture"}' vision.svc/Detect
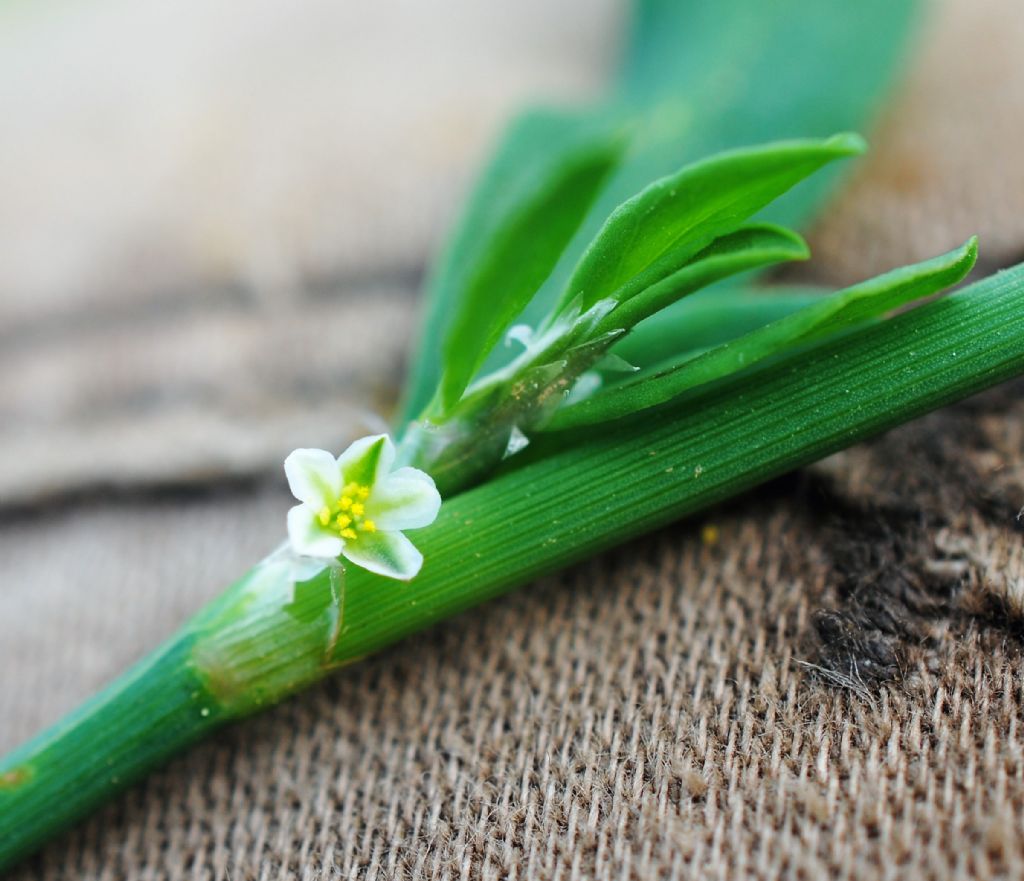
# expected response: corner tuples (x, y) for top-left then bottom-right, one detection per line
(3, 0), (1024, 878)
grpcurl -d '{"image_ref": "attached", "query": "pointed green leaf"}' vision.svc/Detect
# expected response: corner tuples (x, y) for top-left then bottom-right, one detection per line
(548, 237), (979, 429)
(427, 111), (625, 414)
(556, 134), (864, 317)
(610, 284), (828, 372)
(597, 224), (809, 334)
(399, 109), (620, 421)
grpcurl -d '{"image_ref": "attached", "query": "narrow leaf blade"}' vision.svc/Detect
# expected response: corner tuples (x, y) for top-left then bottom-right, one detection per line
(399, 109), (621, 420)
(610, 284), (828, 371)
(549, 237), (979, 429)
(603, 223), (809, 331)
(438, 130), (622, 411)
(558, 133), (864, 314)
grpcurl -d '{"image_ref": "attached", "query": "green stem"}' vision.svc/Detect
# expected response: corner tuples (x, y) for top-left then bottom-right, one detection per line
(3, 266), (1024, 871)
(398, 303), (621, 495)
(0, 641), (219, 868)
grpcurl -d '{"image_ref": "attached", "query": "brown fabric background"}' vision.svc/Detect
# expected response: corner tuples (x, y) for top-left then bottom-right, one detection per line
(3, 1), (1024, 878)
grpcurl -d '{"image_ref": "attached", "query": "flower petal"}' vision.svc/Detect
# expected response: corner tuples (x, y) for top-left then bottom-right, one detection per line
(368, 467), (441, 531)
(284, 448), (342, 509)
(337, 434), (395, 487)
(287, 504), (343, 559)
(341, 530), (423, 581)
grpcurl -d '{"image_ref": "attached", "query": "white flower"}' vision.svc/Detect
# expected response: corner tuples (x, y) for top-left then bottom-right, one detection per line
(284, 435), (441, 581)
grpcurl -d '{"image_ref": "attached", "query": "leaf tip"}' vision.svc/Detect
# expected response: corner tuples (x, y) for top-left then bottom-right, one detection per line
(945, 235), (980, 285)
(825, 132), (868, 157)
(962, 235), (980, 268)
(779, 227), (811, 262)
(940, 235), (980, 284)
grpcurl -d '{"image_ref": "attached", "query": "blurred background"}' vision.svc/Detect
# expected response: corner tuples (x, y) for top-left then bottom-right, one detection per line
(0, 0), (622, 504)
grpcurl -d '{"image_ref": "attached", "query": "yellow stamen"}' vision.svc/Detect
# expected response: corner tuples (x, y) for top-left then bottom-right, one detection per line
(322, 482), (376, 541)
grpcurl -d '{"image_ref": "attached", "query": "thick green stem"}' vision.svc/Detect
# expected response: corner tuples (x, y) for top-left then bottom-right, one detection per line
(0, 550), (351, 869)
(0, 641), (219, 869)
(2, 266), (1024, 870)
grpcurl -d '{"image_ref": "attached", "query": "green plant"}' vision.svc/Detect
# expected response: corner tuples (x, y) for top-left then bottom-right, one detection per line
(395, 134), (980, 495)
(9, 0), (1024, 872)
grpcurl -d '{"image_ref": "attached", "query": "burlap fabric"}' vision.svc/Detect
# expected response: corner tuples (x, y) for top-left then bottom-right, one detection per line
(3, 1), (1024, 878)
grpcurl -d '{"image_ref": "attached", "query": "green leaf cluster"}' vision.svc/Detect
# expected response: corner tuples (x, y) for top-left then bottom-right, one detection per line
(399, 0), (922, 422)
(549, 237), (979, 429)
(398, 132), (978, 497)
(396, 1), (928, 497)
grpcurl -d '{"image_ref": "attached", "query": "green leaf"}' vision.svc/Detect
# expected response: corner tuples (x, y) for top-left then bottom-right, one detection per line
(437, 125), (623, 412)
(556, 134), (863, 316)
(398, 109), (622, 420)
(610, 284), (828, 371)
(549, 237), (979, 429)
(595, 224), (810, 334)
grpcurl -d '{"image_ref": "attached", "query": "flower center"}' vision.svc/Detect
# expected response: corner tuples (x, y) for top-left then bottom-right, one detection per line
(317, 482), (376, 541)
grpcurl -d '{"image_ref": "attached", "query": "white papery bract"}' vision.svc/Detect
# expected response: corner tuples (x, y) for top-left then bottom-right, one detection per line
(284, 435), (441, 580)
